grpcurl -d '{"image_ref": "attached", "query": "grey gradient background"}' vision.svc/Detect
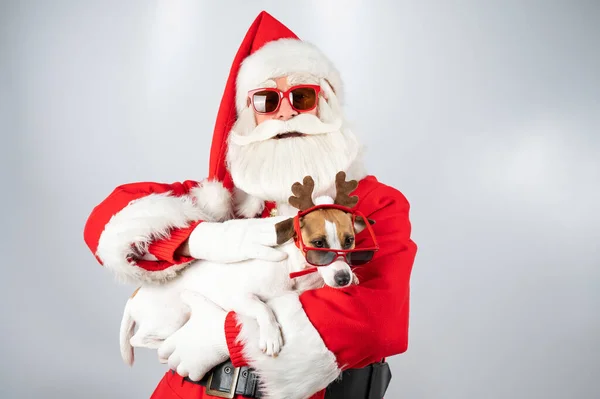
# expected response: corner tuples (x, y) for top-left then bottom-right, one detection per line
(2, 0), (599, 398)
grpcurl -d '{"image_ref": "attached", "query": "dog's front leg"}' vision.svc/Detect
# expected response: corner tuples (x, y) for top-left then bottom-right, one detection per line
(231, 295), (283, 357)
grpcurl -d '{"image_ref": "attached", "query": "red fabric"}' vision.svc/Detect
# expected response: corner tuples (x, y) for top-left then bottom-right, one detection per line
(150, 371), (325, 399)
(208, 11), (299, 189)
(83, 180), (202, 270)
(147, 222), (200, 264)
(225, 311), (248, 367)
(261, 201), (277, 218)
(224, 176), (417, 370)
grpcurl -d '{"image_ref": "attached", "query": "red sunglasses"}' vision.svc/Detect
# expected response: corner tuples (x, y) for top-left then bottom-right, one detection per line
(293, 204), (379, 268)
(247, 84), (321, 114)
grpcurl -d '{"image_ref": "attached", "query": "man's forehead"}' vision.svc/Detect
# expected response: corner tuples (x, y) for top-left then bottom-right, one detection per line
(257, 73), (320, 89)
(287, 73), (319, 85)
(257, 79), (277, 88)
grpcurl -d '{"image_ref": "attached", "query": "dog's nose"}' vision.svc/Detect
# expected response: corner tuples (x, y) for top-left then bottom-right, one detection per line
(334, 270), (351, 287)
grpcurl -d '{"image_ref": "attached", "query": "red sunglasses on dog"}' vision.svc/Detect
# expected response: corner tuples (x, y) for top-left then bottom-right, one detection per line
(247, 84), (321, 114)
(293, 204), (379, 268)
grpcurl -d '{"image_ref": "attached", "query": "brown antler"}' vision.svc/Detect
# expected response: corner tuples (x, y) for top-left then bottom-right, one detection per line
(289, 176), (316, 211)
(334, 171), (359, 207)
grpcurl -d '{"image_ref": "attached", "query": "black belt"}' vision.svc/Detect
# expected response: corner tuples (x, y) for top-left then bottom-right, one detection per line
(180, 359), (392, 398)
(325, 360), (392, 399)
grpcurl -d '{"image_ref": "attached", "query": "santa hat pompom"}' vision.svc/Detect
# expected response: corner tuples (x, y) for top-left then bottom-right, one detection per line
(314, 196), (335, 205)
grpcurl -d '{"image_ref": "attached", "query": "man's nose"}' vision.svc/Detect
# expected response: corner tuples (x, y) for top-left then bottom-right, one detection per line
(276, 98), (298, 121)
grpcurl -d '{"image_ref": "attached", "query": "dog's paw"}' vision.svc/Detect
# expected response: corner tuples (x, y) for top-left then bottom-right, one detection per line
(258, 322), (283, 357)
(352, 272), (360, 285)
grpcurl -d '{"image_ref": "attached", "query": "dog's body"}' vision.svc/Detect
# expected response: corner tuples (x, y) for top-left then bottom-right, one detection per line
(120, 238), (325, 366)
(120, 172), (369, 367)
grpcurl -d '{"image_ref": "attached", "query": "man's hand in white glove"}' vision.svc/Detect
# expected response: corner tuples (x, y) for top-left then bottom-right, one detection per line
(187, 216), (290, 263)
(157, 291), (230, 382)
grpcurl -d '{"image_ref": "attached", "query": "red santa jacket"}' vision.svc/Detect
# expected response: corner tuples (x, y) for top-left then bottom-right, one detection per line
(83, 175), (417, 398)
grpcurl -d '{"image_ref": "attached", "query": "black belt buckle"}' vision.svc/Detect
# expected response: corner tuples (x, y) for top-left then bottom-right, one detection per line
(205, 365), (241, 398)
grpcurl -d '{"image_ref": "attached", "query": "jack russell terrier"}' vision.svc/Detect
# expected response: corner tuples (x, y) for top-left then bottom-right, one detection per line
(119, 171), (377, 366)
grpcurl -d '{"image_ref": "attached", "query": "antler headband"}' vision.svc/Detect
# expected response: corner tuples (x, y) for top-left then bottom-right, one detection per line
(288, 171), (359, 211)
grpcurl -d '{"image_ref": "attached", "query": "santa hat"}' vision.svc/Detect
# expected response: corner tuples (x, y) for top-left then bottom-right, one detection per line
(208, 11), (343, 190)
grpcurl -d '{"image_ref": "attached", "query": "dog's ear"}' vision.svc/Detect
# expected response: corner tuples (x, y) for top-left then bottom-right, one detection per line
(275, 218), (296, 245)
(354, 216), (376, 233)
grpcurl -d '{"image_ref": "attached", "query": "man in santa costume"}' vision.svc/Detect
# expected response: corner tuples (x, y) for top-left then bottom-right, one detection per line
(84, 11), (417, 399)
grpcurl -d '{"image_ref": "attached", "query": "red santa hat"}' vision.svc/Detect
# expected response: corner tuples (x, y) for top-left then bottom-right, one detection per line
(208, 11), (343, 190)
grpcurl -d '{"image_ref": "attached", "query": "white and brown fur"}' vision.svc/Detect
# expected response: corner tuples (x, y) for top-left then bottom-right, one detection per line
(119, 172), (373, 366)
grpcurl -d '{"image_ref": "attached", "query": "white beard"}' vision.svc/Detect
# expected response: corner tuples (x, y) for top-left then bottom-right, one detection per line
(226, 87), (366, 205)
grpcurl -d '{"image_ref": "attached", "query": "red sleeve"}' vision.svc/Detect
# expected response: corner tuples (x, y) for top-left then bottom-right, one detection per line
(298, 184), (417, 368)
(83, 179), (231, 284)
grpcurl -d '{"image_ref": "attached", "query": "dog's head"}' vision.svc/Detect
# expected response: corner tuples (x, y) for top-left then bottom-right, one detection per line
(275, 172), (375, 288)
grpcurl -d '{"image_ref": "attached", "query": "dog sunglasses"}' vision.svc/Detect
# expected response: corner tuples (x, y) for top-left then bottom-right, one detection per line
(292, 204), (379, 268)
(247, 84), (321, 114)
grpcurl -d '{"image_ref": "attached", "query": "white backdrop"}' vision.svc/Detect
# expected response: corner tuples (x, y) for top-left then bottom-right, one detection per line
(2, 1), (599, 398)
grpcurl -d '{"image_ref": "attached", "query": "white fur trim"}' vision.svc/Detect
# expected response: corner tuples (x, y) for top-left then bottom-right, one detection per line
(233, 186), (265, 218)
(96, 180), (232, 285)
(189, 180), (234, 222)
(236, 38), (344, 114)
(234, 293), (341, 399)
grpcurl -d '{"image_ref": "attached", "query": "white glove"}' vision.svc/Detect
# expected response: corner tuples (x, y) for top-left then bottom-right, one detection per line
(157, 291), (229, 381)
(188, 216), (290, 263)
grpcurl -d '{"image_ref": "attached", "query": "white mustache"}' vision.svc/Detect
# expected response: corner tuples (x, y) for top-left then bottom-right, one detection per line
(229, 113), (343, 146)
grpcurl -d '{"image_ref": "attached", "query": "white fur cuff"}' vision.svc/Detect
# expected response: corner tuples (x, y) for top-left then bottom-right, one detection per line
(234, 293), (341, 399)
(95, 180), (232, 285)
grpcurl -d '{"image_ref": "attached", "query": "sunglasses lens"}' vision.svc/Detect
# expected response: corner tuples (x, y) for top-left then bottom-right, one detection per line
(345, 251), (375, 266)
(306, 250), (336, 266)
(290, 87), (317, 110)
(252, 90), (280, 113)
